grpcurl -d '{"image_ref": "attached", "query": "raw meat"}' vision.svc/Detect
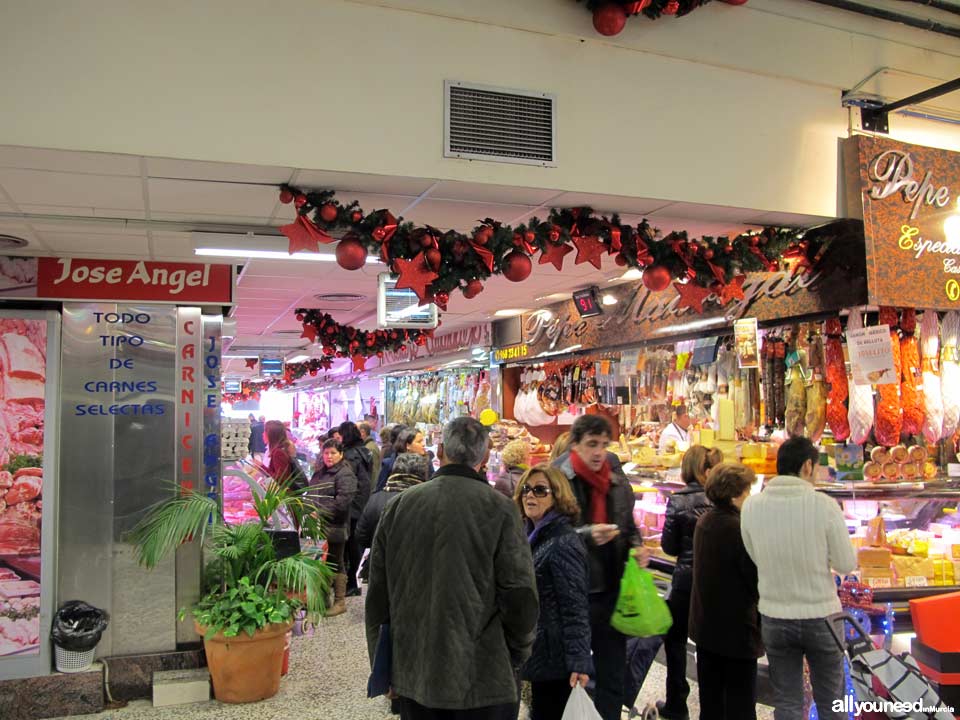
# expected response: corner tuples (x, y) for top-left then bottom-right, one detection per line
(824, 317), (850, 441)
(3, 376), (44, 405)
(805, 330), (827, 442)
(4, 471), (41, 503)
(874, 308), (903, 447)
(846, 310), (875, 444)
(940, 311), (960, 440)
(920, 311), (945, 444)
(899, 309), (924, 437)
(0, 334), (44, 381)
(0, 519), (40, 554)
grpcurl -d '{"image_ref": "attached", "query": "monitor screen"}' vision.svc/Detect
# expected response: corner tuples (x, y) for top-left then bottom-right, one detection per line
(260, 358), (284, 376)
(223, 380), (242, 393)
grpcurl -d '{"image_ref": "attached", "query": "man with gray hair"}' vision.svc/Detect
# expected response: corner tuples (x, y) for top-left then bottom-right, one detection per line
(366, 417), (538, 720)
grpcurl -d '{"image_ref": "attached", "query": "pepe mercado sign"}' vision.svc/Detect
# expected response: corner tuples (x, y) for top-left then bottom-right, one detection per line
(508, 261), (867, 357)
(843, 135), (960, 309)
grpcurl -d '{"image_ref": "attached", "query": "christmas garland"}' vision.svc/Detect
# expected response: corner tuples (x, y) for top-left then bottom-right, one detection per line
(579, 1), (747, 36)
(278, 185), (802, 312)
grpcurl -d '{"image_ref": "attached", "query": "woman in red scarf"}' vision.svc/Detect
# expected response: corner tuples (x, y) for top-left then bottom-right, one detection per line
(553, 414), (643, 720)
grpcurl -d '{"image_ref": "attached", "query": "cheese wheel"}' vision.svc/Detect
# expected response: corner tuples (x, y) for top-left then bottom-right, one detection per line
(890, 445), (909, 464)
(863, 461), (883, 481)
(871, 446), (890, 464)
(908, 445), (928, 464)
(882, 462), (901, 481)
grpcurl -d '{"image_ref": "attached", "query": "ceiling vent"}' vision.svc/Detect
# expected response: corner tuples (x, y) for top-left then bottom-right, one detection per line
(377, 274), (438, 329)
(0, 234), (28, 250)
(445, 81), (556, 167)
(313, 293), (366, 303)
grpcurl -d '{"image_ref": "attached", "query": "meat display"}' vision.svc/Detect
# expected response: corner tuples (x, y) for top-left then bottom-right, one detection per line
(899, 309), (924, 437)
(874, 307), (903, 448)
(804, 328), (827, 442)
(824, 317), (850, 441)
(846, 310), (875, 444)
(941, 311), (960, 440)
(784, 330), (808, 439)
(920, 312), (944, 444)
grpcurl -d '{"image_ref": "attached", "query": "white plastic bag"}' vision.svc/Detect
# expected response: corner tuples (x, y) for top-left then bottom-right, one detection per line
(561, 685), (603, 720)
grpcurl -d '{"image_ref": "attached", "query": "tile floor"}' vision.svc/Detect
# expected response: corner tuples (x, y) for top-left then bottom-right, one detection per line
(50, 594), (775, 719)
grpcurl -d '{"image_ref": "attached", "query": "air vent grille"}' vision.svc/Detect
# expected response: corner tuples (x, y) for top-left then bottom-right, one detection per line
(314, 293), (366, 303)
(445, 82), (556, 167)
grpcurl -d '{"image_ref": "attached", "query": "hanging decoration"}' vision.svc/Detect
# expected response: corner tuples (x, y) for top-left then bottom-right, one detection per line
(278, 186), (804, 313)
(295, 309), (433, 362)
(577, 0), (747, 36)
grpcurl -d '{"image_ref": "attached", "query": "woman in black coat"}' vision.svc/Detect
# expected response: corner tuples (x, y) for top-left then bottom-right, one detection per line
(689, 462), (762, 720)
(308, 438), (358, 617)
(658, 444), (720, 720)
(356, 452), (429, 550)
(515, 464), (593, 720)
(338, 421), (373, 597)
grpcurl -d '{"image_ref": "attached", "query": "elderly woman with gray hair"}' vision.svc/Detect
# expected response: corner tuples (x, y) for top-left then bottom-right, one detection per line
(356, 452), (430, 550)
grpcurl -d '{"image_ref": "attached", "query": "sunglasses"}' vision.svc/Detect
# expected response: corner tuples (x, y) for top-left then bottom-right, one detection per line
(520, 484), (552, 498)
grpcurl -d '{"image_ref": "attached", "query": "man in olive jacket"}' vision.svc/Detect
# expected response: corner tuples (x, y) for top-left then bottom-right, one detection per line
(365, 417), (538, 720)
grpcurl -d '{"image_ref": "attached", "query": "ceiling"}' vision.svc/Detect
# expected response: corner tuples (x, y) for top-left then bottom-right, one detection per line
(0, 145), (834, 379)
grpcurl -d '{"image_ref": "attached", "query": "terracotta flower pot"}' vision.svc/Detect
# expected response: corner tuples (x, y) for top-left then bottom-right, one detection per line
(195, 620), (293, 703)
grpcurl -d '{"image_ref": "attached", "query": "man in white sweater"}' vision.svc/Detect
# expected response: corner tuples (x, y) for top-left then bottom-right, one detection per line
(741, 437), (856, 720)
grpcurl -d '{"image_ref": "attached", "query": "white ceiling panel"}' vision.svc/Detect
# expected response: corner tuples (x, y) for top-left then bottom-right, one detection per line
(91, 208), (148, 220)
(148, 178), (279, 217)
(151, 232), (197, 260)
(39, 233), (151, 255)
(428, 181), (561, 206)
(0, 203), (12, 212)
(647, 202), (762, 222)
(743, 210), (834, 227)
(0, 146), (141, 176)
(16, 204), (96, 218)
(26, 217), (138, 233)
(548, 192), (671, 215)
(402, 200), (537, 233)
(0, 169), (145, 209)
(147, 158), (293, 184)
(294, 170), (436, 198)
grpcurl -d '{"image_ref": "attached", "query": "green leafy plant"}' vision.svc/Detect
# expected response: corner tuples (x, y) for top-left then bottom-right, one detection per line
(129, 477), (332, 634)
(4, 453), (42, 474)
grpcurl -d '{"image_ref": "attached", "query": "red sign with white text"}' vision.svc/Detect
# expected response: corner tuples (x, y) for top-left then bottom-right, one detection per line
(31, 257), (232, 303)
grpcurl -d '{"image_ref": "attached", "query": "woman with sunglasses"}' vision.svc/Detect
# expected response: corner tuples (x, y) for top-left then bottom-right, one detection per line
(514, 464), (593, 720)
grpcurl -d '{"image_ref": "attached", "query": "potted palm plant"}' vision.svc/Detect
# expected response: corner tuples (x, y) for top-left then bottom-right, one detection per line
(129, 478), (332, 704)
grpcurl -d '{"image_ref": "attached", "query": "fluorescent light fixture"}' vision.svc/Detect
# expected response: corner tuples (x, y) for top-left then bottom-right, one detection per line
(653, 317), (728, 335)
(494, 308), (529, 317)
(602, 293), (618, 306)
(620, 268), (643, 281)
(471, 348), (488, 356)
(286, 354), (311, 363)
(536, 344), (582, 358)
(534, 292), (569, 302)
(192, 232), (380, 263)
(196, 248), (381, 263)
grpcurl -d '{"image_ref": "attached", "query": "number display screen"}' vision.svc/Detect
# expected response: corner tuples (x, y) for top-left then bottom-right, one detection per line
(572, 288), (603, 318)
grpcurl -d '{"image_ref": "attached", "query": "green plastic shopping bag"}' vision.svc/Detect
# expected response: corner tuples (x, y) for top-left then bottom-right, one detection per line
(610, 550), (672, 637)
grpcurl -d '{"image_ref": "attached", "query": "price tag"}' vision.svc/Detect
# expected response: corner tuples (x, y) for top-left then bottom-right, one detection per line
(905, 575), (929, 587)
(865, 576), (892, 588)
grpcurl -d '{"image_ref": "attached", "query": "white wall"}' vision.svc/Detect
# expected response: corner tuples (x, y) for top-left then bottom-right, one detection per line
(1, 0), (959, 217)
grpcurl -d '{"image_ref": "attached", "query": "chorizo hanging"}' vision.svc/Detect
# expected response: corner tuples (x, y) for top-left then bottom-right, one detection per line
(824, 317), (850, 441)
(874, 307), (903, 448)
(846, 310), (875, 444)
(899, 309), (924, 437)
(921, 311), (944, 444)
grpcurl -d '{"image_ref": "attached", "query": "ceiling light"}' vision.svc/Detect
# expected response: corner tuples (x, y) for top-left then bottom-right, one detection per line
(602, 294), (618, 306)
(286, 354), (311, 363)
(620, 268), (643, 281)
(195, 248), (381, 263)
(494, 308), (529, 317)
(535, 309), (553, 320)
(471, 348), (488, 356)
(534, 292), (569, 302)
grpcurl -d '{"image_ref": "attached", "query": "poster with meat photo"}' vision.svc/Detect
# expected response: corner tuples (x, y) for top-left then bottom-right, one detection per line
(0, 317), (45, 657)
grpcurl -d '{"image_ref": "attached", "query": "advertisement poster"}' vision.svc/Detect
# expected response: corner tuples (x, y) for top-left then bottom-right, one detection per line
(847, 324), (896, 386)
(0, 317), (45, 657)
(734, 317), (760, 369)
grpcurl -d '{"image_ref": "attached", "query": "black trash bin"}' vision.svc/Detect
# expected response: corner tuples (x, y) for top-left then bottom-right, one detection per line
(50, 601), (109, 672)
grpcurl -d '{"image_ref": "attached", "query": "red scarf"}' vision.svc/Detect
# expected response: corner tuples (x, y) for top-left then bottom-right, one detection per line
(570, 451), (611, 524)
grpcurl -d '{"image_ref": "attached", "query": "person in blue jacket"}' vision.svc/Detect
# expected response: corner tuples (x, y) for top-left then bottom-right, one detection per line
(515, 463), (593, 720)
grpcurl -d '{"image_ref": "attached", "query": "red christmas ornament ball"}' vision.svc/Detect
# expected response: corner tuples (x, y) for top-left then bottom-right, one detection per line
(309, 369), (318, 376)
(326, 325), (337, 335)
(524, 230), (537, 244)
(279, 188), (294, 205)
(294, 194), (307, 208)
(366, 337), (376, 347)
(703, 249), (714, 260)
(296, 312), (304, 321)
(372, 227), (386, 242)
(435, 290), (450, 306)
(642, 265), (672, 293)
(749, 237), (760, 247)
(663, 0), (680, 14)
(376, 350), (384, 358)
(425, 248), (442, 271)
(724, 244), (733, 254)
(503, 251), (533, 283)
(420, 234), (436, 249)
(322, 346), (335, 356)
(399, 345), (407, 352)
(615, 253), (628, 267)
(351, 210), (363, 223)
(593, 3), (628, 36)
(689, 242), (700, 255)
(474, 228), (491, 246)
(335, 236), (367, 271)
(320, 203), (338, 223)
(463, 279), (484, 299)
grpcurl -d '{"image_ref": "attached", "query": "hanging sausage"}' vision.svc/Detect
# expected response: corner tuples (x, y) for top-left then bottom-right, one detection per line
(899, 309), (923, 437)
(874, 307), (903, 448)
(824, 316), (850, 441)
(921, 311), (944, 444)
(846, 310), (875, 444)
(784, 326), (808, 438)
(941, 311), (960, 440)
(805, 326), (827, 442)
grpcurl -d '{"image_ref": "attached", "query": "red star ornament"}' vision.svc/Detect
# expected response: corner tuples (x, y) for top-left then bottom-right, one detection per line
(718, 275), (747, 305)
(300, 323), (318, 343)
(538, 242), (574, 272)
(280, 215), (333, 255)
(393, 253), (439, 305)
(244, 358), (258, 369)
(572, 234), (606, 270)
(351, 354), (368, 373)
(673, 281), (712, 314)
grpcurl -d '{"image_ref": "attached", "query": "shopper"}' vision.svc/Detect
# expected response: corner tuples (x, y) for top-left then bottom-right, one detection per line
(658, 405), (692, 454)
(657, 445), (720, 720)
(248, 414), (265, 460)
(549, 432), (571, 464)
(554, 414), (643, 720)
(494, 439), (530, 498)
(264, 420), (292, 483)
(740, 437), (856, 720)
(356, 452), (429, 550)
(689, 462), (762, 720)
(375, 424), (406, 491)
(514, 464), (592, 720)
(365, 417), (538, 720)
(308, 438), (358, 617)
(338, 421), (373, 598)
(375, 427), (429, 491)
(359, 421), (382, 493)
